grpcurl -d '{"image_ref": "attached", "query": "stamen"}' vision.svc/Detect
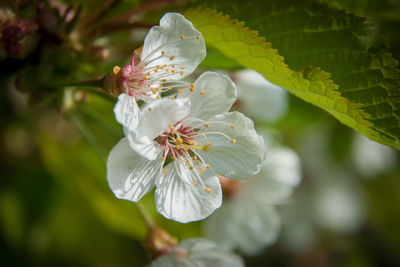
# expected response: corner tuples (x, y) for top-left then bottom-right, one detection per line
(169, 55), (176, 60)
(196, 36), (201, 39)
(180, 35), (185, 39)
(201, 90), (205, 95)
(192, 181), (197, 185)
(231, 139), (236, 144)
(205, 187), (211, 193)
(163, 169), (168, 174)
(231, 124), (236, 129)
(148, 107), (152, 111)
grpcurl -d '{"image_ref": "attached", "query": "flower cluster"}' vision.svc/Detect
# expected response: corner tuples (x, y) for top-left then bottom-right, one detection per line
(106, 13), (266, 223)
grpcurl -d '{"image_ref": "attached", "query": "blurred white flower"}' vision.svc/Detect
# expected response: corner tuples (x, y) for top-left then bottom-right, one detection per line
(352, 133), (397, 178)
(113, 12), (206, 131)
(204, 147), (301, 255)
(150, 238), (244, 267)
(235, 69), (288, 122)
(107, 72), (266, 223)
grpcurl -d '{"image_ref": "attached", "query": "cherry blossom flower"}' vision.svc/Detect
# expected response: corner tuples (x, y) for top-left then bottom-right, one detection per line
(113, 12), (206, 131)
(235, 69), (287, 123)
(204, 147), (301, 255)
(107, 72), (266, 223)
(150, 238), (244, 267)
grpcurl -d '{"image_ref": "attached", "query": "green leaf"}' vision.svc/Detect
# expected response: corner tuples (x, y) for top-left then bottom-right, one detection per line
(185, 0), (400, 150)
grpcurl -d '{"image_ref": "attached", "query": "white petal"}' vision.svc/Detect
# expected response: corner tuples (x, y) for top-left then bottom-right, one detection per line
(137, 98), (191, 140)
(182, 72), (237, 121)
(106, 138), (162, 202)
(244, 147), (302, 203)
(113, 94), (140, 131)
(124, 98), (190, 160)
(236, 69), (288, 122)
(154, 160), (222, 223)
(151, 239), (244, 267)
(205, 198), (280, 256)
(141, 13), (206, 80)
(197, 112), (266, 180)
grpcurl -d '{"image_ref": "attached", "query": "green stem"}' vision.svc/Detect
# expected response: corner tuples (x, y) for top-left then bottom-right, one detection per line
(135, 202), (156, 229)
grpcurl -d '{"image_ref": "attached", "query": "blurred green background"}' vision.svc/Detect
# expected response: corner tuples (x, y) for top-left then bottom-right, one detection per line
(1, 0), (400, 266)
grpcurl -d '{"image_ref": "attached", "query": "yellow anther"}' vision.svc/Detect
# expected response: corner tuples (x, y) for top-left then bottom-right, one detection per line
(169, 124), (173, 129)
(192, 156), (197, 160)
(196, 160), (201, 165)
(171, 130), (176, 134)
(188, 140), (193, 145)
(144, 76), (149, 80)
(176, 144), (181, 150)
(189, 166), (194, 170)
(192, 181), (197, 185)
(146, 72), (150, 75)
(184, 147), (189, 152)
(180, 66), (185, 69)
(165, 68), (169, 71)
(203, 142), (212, 152)
(172, 65), (175, 68)
(171, 156), (175, 160)
(186, 159), (189, 164)
(162, 157), (165, 161)
(231, 124), (236, 129)
(154, 69), (158, 73)
(156, 65), (160, 69)
(196, 36), (201, 39)
(231, 139), (236, 144)
(139, 65), (144, 70)
(148, 107), (152, 111)
(161, 50), (165, 55)
(204, 123), (209, 128)
(167, 86), (172, 90)
(190, 88), (194, 92)
(171, 69), (176, 74)
(190, 83), (195, 88)
(113, 66), (121, 74)
(152, 89), (158, 94)
(206, 164), (210, 169)
(201, 90), (205, 95)
(163, 169), (168, 174)
(156, 95), (161, 99)
(205, 187), (211, 193)
(162, 79), (167, 82)
(171, 95), (176, 99)
(199, 168), (204, 173)
(178, 88), (183, 94)
(162, 64), (167, 68)
(180, 71), (184, 76)
(180, 34), (185, 39)
(169, 55), (176, 60)
(177, 138), (183, 144)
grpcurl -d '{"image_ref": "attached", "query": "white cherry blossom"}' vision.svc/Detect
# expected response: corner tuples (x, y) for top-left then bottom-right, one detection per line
(204, 147), (301, 255)
(150, 238), (244, 267)
(107, 72), (266, 223)
(113, 12), (206, 131)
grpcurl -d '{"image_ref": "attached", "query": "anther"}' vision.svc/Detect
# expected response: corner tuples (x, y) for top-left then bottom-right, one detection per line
(139, 66), (144, 70)
(161, 50), (165, 55)
(156, 95), (161, 99)
(180, 66), (185, 69)
(180, 71), (184, 76)
(189, 166), (194, 170)
(196, 160), (201, 165)
(231, 124), (236, 129)
(204, 123), (209, 128)
(171, 156), (175, 160)
(180, 35), (185, 39)
(163, 169), (168, 174)
(113, 66), (121, 74)
(199, 168), (204, 173)
(171, 69), (176, 74)
(206, 164), (210, 169)
(169, 55), (176, 60)
(196, 36), (201, 39)
(148, 107), (152, 111)
(178, 88), (183, 94)
(192, 181), (197, 185)
(154, 69), (158, 73)
(205, 187), (211, 193)
(162, 79), (167, 82)
(167, 86), (172, 90)
(193, 156), (197, 160)
(162, 157), (166, 161)
(144, 76), (149, 80)
(231, 139), (236, 144)
(171, 95), (176, 99)
(146, 72), (150, 75)
(201, 90), (205, 95)
(184, 147), (189, 152)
